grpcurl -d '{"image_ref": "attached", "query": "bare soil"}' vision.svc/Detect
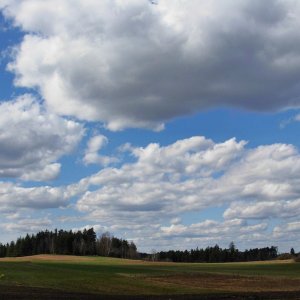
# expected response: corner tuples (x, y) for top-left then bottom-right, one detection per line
(147, 273), (300, 293)
(0, 285), (300, 300)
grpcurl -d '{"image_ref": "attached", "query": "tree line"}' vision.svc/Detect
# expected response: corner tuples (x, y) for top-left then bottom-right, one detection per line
(155, 242), (278, 262)
(0, 229), (282, 263)
(0, 229), (138, 259)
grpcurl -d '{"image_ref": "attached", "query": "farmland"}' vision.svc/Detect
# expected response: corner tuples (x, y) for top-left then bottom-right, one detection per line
(0, 255), (299, 299)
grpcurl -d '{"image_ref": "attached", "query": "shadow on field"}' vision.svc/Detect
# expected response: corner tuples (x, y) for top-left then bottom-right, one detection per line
(0, 286), (300, 300)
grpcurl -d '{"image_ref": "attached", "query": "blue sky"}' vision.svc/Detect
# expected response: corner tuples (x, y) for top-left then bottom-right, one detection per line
(1, 0), (300, 252)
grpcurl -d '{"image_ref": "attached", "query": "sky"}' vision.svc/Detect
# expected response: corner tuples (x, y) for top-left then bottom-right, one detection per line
(0, 0), (300, 253)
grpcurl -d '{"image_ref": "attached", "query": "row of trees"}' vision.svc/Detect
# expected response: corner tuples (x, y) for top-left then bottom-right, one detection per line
(156, 243), (278, 262)
(0, 229), (138, 259)
(0, 230), (281, 263)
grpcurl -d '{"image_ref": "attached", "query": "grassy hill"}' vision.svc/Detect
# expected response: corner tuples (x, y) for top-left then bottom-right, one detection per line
(0, 255), (299, 299)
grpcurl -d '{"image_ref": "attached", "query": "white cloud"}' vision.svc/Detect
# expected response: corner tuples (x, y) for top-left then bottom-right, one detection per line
(0, 168), (93, 215)
(272, 221), (300, 247)
(74, 136), (300, 250)
(159, 219), (268, 239)
(0, 182), (68, 210)
(0, 95), (84, 181)
(2, 0), (300, 129)
(1, 135), (300, 250)
(78, 137), (247, 221)
(224, 199), (300, 220)
(1, 217), (52, 232)
(72, 224), (107, 235)
(280, 113), (300, 128)
(273, 221), (300, 238)
(83, 134), (118, 166)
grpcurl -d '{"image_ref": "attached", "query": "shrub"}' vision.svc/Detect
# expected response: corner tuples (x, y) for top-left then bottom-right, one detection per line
(277, 253), (293, 260)
(294, 255), (300, 263)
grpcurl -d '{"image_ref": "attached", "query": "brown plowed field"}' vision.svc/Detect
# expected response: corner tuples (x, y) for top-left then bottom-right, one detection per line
(0, 286), (300, 300)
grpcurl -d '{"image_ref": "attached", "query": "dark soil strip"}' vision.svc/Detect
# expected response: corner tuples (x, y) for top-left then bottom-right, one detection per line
(0, 286), (299, 300)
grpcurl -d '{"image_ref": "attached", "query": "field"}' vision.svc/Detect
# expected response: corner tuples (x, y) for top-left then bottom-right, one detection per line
(0, 255), (299, 299)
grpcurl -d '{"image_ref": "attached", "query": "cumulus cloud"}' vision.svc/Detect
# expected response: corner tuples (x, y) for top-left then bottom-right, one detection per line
(1, 217), (52, 232)
(0, 181), (69, 211)
(159, 219), (268, 240)
(224, 199), (300, 220)
(1, 135), (300, 249)
(2, 0), (300, 129)
(273, 221), (300, 238)
(0, 168), (94, 216)
(0, 95), (84, 181)
(77, 137), (246, 220)
(272, 221), (300, 247)
(83, 135), (118, 166)
(74, 136), (300, 249)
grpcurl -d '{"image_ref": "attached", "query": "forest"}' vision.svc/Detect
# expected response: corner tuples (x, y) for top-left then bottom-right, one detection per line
(0, 228), (281, 263)
(0, 229), (138, 259)
(156, 243), (279, 262)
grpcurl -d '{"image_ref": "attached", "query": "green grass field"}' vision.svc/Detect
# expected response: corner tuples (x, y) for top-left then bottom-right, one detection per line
(0, 255), (299, 298)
